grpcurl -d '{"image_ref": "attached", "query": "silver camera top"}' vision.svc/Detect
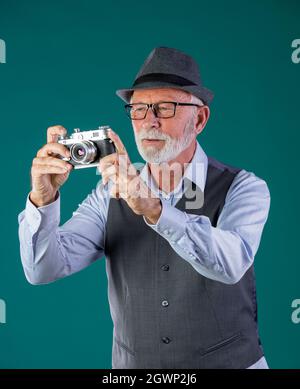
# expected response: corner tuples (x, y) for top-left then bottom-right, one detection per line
(57, 125), (115, 169)
(58, 125), (111, 145)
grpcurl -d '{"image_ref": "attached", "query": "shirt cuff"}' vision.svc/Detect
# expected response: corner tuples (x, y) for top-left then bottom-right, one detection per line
(144, 199), (189, 243)
(25, 191), (61, 235)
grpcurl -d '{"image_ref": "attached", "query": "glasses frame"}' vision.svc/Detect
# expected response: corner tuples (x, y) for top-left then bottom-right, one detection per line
(124, 101), (203, 120)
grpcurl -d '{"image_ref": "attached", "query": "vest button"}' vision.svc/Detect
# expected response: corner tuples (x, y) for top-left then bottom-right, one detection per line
(162, 337), (171, 344)
(161, 264), (170, 271)
(161, 300), (169, 307)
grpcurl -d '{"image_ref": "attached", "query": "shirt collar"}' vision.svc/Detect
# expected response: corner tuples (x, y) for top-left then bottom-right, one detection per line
(139, 140), (208, 197)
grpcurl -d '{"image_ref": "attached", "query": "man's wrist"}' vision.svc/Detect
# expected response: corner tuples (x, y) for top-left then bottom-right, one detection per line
(29, 191), (57, 208)
(144, 199), (162, 225)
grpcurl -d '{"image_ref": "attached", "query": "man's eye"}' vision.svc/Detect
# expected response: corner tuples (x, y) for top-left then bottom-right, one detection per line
(133, 107), (146, 112)
(158, 104), (174, 110)
(158, 107), (173, 112)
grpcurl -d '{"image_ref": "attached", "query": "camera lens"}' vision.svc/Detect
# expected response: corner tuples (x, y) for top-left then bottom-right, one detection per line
(70, 141), (97, 164)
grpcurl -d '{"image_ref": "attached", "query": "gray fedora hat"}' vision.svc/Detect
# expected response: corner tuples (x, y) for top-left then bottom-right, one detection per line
(116, 46), (214, 105)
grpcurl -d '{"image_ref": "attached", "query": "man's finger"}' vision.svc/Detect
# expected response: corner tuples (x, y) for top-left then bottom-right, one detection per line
(101, 164), (118, 185)
(109, 183), (120, 200)
(47, 125), (67, 144)
(37, 143), (70, 158)
(98, 152), (118, 173)
(107, 129), (127, 155)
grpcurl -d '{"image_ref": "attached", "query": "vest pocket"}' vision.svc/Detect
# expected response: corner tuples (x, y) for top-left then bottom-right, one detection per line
(201, 332), (242, 356)
(114, 337), (136, 357)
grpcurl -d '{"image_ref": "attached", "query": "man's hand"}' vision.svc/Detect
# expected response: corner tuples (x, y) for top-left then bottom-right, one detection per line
(30, 125), (73, 207)
(98, 129), (162, 224)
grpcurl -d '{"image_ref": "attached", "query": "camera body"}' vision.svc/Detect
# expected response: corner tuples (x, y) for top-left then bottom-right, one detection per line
(57, 126), (116, 169)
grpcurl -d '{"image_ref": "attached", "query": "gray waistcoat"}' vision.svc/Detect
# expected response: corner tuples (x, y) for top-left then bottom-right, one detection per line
(104, 156), (264, 368)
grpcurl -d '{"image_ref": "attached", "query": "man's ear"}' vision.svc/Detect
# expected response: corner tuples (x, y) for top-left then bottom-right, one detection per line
(195, 106), (210, 135)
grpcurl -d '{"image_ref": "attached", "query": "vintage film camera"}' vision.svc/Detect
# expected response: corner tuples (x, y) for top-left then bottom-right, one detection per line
(57, 126), (116, 169)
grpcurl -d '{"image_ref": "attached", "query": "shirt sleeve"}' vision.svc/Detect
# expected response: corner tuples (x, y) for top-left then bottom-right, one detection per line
(144, 170), (271, 284)
(17, 180), (110, 285)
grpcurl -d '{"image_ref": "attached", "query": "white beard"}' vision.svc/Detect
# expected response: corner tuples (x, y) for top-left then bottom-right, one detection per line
(134, 117), (196, 163)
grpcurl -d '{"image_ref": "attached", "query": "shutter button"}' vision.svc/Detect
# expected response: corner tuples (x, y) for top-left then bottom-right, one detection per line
(162, 300), (169, 307)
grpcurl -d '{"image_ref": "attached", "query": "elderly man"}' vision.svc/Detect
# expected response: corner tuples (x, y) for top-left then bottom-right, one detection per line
(18, 47), (270, 369)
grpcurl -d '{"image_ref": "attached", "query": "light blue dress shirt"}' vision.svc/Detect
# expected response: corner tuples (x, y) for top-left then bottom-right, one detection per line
(18, 141), (271, 369)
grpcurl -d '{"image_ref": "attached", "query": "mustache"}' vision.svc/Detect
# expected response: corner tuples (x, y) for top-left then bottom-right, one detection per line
(137, 129), (171, 141)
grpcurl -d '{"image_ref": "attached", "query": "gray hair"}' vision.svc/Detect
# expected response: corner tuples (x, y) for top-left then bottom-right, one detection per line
(188, 94), (204, 121)
(190, 94), (204, 106)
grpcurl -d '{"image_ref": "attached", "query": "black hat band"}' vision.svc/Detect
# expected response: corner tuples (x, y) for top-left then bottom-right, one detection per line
(133, 73), (197, 87)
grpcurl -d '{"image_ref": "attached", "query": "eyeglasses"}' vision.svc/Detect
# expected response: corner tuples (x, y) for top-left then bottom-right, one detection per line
(124, 101), (203, 120)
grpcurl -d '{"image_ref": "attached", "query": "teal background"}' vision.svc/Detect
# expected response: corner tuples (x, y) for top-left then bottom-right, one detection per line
(0, 0), (299, 368)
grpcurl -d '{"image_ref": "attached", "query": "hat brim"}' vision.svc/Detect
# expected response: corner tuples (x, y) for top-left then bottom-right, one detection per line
(116, 81), (214, 106)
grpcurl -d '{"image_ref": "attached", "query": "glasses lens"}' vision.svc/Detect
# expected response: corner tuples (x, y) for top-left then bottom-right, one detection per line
(125, 102), (176, 119)
(156, 102), (175, 118)
(127, 104), (148, 119)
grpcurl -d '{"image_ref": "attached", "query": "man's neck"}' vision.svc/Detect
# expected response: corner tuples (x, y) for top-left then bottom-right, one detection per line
(148, 141), (197, 193)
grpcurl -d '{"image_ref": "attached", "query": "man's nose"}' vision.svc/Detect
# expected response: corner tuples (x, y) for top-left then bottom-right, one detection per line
(143, 106), (160, 127)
